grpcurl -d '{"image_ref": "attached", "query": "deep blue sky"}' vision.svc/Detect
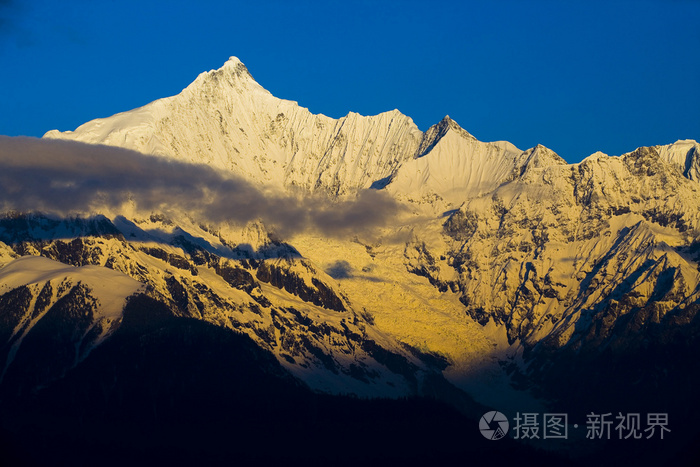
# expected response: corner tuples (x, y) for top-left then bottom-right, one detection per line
(1, 0), (698, 162)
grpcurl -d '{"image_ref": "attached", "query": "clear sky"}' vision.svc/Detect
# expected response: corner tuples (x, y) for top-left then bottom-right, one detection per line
(1, 0), (698, 163)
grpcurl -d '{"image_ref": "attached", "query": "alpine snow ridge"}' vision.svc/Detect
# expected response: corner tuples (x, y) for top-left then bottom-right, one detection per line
(2, 56), (700, 464)
(45, 57), (425, 196)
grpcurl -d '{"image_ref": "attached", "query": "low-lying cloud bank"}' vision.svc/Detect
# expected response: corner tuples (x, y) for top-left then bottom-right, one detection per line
(0, 136), (402, 238)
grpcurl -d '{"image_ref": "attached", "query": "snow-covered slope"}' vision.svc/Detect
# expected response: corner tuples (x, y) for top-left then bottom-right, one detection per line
(386, 117), (567, 209)
(0, 254), (144, 391)
(655, 138), (700, 181)
(0, 255), (143, 318)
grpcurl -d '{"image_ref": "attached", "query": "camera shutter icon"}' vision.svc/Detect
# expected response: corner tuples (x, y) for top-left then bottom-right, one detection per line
(479, 411), (509, 440)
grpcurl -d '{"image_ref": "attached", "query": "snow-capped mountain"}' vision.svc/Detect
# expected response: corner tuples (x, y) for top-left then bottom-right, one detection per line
(42, 57), (570, 207)
(45, 57), (424, 196)
(2, 57), (700, 464)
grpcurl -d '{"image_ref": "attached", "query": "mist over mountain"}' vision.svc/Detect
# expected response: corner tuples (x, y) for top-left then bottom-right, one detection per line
(0, 136), (402, 238)
(1, 57), (699, 465)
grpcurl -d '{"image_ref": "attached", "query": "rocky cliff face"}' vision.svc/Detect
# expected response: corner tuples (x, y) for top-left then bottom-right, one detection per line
(429, 143), (700, 347)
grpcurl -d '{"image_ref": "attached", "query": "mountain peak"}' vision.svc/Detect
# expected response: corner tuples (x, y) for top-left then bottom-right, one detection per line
(221, 56), (252, 77)
(655, 139), (700, 181)
(438, 115), (474, 139)
(185, 57), (256, 94)
(224, 56), (243, 66)
(415, 116), (475, 158)
(518, 144), (567, 175)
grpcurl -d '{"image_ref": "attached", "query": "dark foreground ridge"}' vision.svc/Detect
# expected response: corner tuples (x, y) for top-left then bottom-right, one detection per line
(0, 294), (574, 467)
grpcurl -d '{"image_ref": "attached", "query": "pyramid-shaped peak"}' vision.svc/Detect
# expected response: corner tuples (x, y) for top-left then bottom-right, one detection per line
(435, 115), (475, 141)
(522, 143), (567, 168)
(414, 116), (476, 158)
(441, 115), (456, 125)
(184, 56), (259, 95)
(224, 56), (243, 66)
(219, 56), (253, 79)
(188, 57), (255, 87)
